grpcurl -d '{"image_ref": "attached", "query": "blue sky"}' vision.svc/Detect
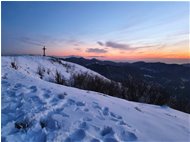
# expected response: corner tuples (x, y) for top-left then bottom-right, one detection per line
(1, 1), (189, 63)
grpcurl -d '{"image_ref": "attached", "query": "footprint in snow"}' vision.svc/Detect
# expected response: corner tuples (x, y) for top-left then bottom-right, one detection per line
(110, 117), (119, 122)
(2, 80), (11, 88)
(42, 90), (51, 99)
(92, 102), (101, 110)
(96, 110), (105, 120)
(83, 117), (92, 122)
(53, 108), (70, 118)
(74, 120), (89, 130)
(14, 83), (24, 89)
(83, 108), (89, 112)
(118, 130), (137, 141)
(65, 99), (85, 110)
(43, 114), (65, 130)
(57, 94), (65, 100)
(134, 107), (142, 112)
(76, 101), (85, 107)
(100, 126), (114, 137)
(110, 112), (122, 120)
(43, 93), (50, 99)
(49, 94), (67, 105)
(79, 121), (88, 130)
(117, 120), (127, 126)
(101, 106), (123, 123)
(56, 92), (68, 100)
(66, 99), (76, 105)
(27, 129), (47, 142)
(29, 86), (38, 93)
(103, 137), (118, 142)
(102, 107), (109, 116)
(50, 97), (60, 105)
(65, 129), (86, 142)
(90, 138), (100, 142)
(6, 90), (16, 97)
(30, 96), (43, 103)
(100, 126), (118, 142)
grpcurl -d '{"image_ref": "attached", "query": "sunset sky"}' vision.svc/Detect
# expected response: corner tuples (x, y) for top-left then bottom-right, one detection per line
(1, 1), (189, 63)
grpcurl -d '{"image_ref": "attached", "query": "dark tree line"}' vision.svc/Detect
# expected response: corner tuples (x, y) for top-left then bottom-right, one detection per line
(70, 73), (170, 106)
(71, 73), (125, 99)
(70, 73), (190, 113)
(121, 75), (170, 105)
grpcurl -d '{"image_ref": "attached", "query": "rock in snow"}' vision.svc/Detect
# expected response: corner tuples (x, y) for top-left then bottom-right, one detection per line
(2, 56), (190, 142)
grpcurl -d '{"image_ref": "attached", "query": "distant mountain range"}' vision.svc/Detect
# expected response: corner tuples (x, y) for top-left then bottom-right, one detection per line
(64, 57), (190, 82)
(64, 57), (190, 113)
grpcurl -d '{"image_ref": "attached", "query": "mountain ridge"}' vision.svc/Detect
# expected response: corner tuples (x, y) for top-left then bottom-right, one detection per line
(64, 57), (190, 113)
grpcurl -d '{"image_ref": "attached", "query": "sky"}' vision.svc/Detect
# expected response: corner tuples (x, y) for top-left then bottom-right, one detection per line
(1, 1), (189, 64)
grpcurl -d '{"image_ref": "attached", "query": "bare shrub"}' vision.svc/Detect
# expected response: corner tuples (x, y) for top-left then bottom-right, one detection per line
(40, 119), (47, 129)
(37, 66), (45, 79)
(47, 68), (51, 75)
(15, 119), (30, 130)
(55, 70), (66, 85)
(11, 58), (18, 70)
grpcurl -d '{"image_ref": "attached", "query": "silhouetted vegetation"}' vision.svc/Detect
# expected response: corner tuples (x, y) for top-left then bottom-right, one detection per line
(40, 119), (47, 129)
(71, 73), (170, 107)
(11, 58), (18, 70)
(37, 66), (45, 79)
(122, 75), (170, 105)
(82, 72), (190, 113)
(15, 119), (30, 130)
(55, 70), (66, 85)
(71, 73), (124, 98)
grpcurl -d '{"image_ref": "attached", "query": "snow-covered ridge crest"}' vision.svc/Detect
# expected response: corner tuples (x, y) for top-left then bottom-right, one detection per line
(2, 55), (109, 83)
(2, 55), (190, 142)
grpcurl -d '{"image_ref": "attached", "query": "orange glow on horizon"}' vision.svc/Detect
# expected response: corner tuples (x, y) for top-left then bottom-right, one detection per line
(47, 42), (189, 62)
(50, 51), (189, 61)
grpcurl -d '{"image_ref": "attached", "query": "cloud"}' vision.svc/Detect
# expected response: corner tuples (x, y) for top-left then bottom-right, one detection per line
(97, 41), (104, 46)
(88, 55), (105, 58)
(86, 48), (107, 53)
(105, 41), (130, 49)
(99, 41), (163, 51)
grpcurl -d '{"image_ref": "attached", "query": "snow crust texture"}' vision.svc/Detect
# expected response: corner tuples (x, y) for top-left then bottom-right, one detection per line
(2, 56), (190, 142)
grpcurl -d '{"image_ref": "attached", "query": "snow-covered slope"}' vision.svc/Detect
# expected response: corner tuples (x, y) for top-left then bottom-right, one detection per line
(2, 56), (190, 142)
(2, 56), (108, 83)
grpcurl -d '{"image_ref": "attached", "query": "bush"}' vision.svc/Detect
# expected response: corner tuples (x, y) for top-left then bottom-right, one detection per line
(11, 58), (18, 70)
(11, 62), (18, 70)
(55, 70), (66, 85)
(15, 119), (30, 130)
(71, 73), (126, 98)
(37, 66), (45, 79)
(40, 119), (47, 129)
(47, 68), (51, 75)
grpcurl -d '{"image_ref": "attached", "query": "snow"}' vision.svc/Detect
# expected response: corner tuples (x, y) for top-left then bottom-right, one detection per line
(2, 55), (108, 83)
(2, 55), (190, 142)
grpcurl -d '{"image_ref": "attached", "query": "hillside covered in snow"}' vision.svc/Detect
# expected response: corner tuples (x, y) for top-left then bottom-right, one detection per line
(1, 56), (190, 142)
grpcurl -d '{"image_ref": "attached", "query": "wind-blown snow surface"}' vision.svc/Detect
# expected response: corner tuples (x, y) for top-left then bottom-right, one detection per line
(2, 56), (190, 142)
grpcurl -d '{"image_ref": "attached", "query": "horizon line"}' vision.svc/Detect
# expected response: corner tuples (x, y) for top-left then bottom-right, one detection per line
(2, 53), (190, 65)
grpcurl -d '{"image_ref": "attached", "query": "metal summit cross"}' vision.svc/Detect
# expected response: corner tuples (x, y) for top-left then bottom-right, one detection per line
(42, 46), (46, 56)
